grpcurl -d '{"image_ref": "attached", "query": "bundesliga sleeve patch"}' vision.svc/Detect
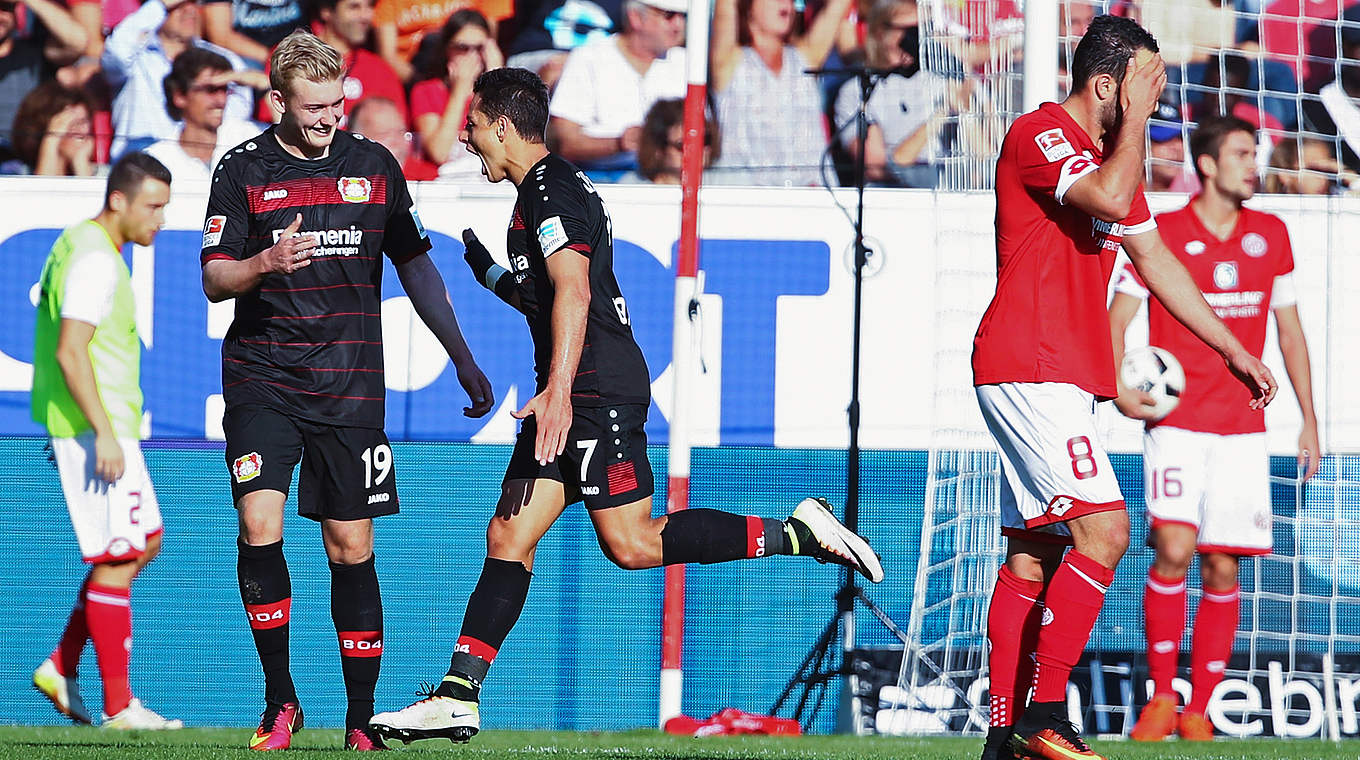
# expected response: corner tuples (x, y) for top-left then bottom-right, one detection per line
(202, 215), (226, 249)
(536, 216), (570, 255)
(410, 206), (427, 239)
(1034, 128), (1076, 162)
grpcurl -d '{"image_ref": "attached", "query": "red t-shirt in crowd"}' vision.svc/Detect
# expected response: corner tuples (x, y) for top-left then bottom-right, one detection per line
(973, 101), (1156, 399)
(1114, 202), (1296, 434)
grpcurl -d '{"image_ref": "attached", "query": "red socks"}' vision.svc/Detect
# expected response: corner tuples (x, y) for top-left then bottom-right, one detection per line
(1143, 569), (1187, 699)
(1031, 551), (1113, 703)
(84, 582), (133, 716)
(51, 574), (91, 677)
(1188, 584), (1239, 715)
(986, 566), (1045, 726)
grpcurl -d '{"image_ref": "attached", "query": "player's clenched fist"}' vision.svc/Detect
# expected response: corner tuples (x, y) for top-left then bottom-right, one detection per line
(1120, 51), (1166, 124)
(259, 213), (317, 275)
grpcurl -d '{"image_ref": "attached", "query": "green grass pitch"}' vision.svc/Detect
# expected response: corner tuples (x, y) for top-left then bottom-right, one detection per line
(0, 727), (1354, 760)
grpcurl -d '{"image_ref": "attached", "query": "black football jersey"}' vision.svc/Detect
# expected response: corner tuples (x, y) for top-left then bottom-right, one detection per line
(200, 127), (431, 428)
(507, 154), (649, 406)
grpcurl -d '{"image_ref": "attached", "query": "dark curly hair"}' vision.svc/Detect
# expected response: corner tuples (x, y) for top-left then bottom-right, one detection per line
(636, 98), (719, 181)
(11, 82), (93, 172)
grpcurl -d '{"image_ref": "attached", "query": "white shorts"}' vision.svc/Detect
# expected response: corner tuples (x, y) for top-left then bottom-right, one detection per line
(52, 434), (163, 563)
(1144, 426), (1271, 555)
(976, 383), (1125, 543)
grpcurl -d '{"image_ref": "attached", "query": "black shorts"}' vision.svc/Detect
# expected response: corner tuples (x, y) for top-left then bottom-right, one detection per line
(504, 403), (654, 509)
(223, 405), (399, 521)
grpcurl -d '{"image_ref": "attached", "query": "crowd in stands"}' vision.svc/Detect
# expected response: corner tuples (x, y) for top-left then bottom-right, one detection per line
(1, 0), (1359, 194)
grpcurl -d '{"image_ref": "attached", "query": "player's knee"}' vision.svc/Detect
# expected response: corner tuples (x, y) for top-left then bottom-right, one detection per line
(1154, 542), (1195, 574)
(485, 520), (535, 563)
(599, 532), (659, 571)
(1200, 553), (1239, 588)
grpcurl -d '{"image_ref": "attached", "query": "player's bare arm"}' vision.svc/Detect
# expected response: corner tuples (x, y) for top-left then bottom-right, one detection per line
(512, 248), (590, 465)
(202, 213), (319, 302)
(1108, 291), (1160, 420)
(1123, 229), (1277, 409)
(1274, 304), (1320, 479)
(1063, 53), (1166, 221)
(395, 253), (495, 418)
(54, 318), (123, 482)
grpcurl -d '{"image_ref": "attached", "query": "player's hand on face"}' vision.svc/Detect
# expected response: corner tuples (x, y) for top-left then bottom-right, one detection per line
(455, 358), (495, 418)
(511, 387), (571, 464)
(1298, 421), (1321, 481)
(1225, 350), (1277, 410)
(262, 213), (316, 275)
(93, 432), (125, 483)
(1113, 387), (1160, 421)
(1120, 52), (1166, 124)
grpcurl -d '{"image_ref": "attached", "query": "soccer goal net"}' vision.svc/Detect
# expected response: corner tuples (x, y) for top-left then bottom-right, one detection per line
(878, 0), (1360, 740)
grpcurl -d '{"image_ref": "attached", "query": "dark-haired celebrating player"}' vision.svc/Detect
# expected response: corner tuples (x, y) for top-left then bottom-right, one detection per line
(1111, 115), (1319, 743)
(973, 16), (1277, 760)
(199, 30), (494, 752)
(368, 66), (882, 744)
(32, 152), (182, 731)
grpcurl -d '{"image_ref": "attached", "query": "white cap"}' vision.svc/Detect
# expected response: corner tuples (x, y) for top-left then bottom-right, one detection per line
(634, 0), (689, 14)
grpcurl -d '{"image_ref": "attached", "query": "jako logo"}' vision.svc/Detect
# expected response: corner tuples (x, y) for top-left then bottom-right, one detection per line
(580, 486), (600, 495)
(367, 492), (390, 505)
(263, 188), (287, 201)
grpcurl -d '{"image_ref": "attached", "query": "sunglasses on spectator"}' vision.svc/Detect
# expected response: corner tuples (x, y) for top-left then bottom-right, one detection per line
(189, 83), (231, 94)
(667, 134), (714, 150)
(643, 6), (686, 20)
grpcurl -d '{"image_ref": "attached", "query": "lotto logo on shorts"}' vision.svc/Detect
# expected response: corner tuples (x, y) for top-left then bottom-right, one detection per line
(233, 452), (263, 483)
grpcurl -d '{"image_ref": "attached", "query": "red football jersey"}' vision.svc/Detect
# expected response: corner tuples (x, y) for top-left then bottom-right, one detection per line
(1113, 202), (1295, 434)
(973, 102), (1156, 398)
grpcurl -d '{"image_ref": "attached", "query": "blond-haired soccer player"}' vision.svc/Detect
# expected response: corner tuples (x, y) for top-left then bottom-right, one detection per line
(199, 30), (494, 751)
(32, 151), (183, 731)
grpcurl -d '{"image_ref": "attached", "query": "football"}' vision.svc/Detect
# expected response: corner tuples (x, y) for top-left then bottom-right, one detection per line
(1120, 345), (1186, 421)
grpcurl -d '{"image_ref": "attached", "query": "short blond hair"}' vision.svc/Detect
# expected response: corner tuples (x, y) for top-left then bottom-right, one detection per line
(269, 30), (345, 95)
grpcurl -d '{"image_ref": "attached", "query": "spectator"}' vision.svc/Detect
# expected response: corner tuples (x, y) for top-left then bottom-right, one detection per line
(1254, 0), (1349, 93)
(833, 0), (948, 187)
(1138, 0), (1237, 65)
(301, 0), (407, 123)
(710, 0), (853, 186)
(1147, 100), (1198, 193)
(0, 0), (88, 159)
(1302, 4), (1360, 174)
(374, 0), (512, 83)
(349, 95), (434, 179)
(65, 0), (141, 86)
(1264, 136), (1360, 194)
(505, 0), (625, 90)
(1190, 51), (1287, 141)
(202, 0), (305, 66)
(408, 9), (501, 180)
(144, 47), (258, 181)
(4, 81), (97, 175)
(546, 0), (686, 177)
(617, 97), (718, 183)
(102, 0), (264, 157)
